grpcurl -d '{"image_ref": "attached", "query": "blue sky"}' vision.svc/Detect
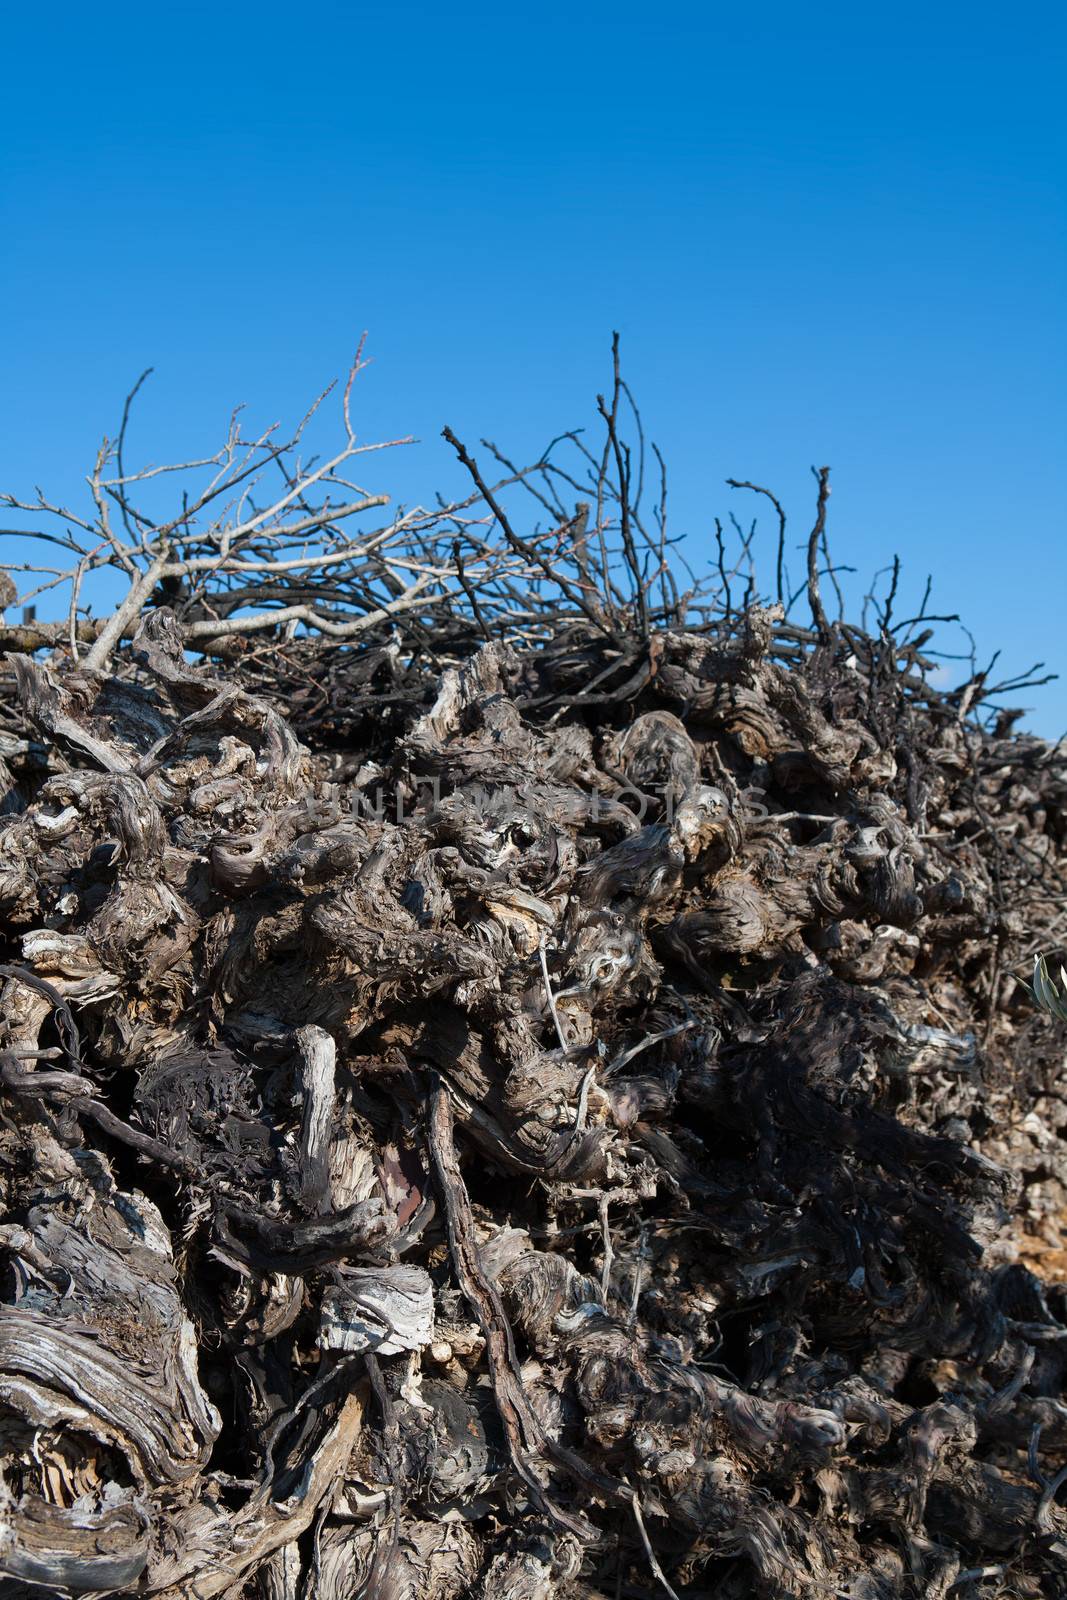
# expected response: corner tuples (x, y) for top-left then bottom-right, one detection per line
(3, 3), (1065, 728)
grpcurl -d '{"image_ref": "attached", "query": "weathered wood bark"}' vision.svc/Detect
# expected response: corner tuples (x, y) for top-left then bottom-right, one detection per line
(1, 599), (1066, 1600)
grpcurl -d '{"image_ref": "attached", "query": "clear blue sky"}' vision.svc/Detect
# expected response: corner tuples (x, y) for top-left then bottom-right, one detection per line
(3, 3), (1065, 728)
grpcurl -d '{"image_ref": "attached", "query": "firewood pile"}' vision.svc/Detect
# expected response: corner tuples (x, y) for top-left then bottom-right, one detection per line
(1, 353), (1066, 1598)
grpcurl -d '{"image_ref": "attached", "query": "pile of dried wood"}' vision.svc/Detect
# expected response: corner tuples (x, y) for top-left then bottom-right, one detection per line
(1, 356), (1066, 1599)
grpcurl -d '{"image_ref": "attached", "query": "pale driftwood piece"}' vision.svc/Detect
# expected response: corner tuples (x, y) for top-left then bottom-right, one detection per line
(319, 1266), (435, 1356)
(294, 1024), (337, 1215)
